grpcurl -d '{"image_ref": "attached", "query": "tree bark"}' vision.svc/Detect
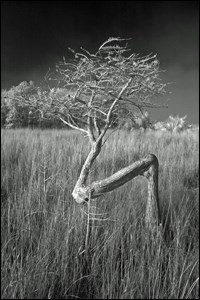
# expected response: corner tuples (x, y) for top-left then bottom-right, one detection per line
(72, 142), (102, 203)
(72, 152), (161, 228)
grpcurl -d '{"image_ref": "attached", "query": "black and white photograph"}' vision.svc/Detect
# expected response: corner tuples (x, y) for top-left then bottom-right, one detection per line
(1, 1), (199, 299)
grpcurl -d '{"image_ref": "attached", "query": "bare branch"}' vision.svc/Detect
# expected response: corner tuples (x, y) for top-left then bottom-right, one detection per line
(94, 116), (101, 136)
(97, 77), (133, 142)
(59, 116), (88, 134)
(87, 90), (96, 143)
(90, 154), (156, 197)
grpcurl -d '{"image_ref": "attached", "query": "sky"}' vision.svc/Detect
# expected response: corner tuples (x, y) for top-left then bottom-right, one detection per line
(1, 1), (199, 123)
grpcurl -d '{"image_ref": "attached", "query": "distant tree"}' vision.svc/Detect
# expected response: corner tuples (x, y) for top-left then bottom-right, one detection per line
(153, 121), (167, 131)
(1, 81), (39, 128)
(153, 115), (192, 132)
(1, 81), (66, 128)
(23, 38), (169, 230)
(132, 110), (152, 130)
(1, 90), (9, 127)
(119, 110), (152, 131)
(165, 115), (191, 132)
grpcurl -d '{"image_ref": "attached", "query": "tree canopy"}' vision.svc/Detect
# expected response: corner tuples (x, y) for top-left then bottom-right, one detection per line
(44, 37), (167, 138)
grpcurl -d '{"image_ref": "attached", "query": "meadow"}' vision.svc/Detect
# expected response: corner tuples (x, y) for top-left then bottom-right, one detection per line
(1, 128), (199, 299)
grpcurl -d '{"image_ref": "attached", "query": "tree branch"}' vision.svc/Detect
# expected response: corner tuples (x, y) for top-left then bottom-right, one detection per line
(87, 90), (96, 143)
(90, 154), (156, 196)
(72, 153), (161, 227)
(59, 116), (88, 134)
(94, 116), (101, 136)
(97, 77), (133, 143)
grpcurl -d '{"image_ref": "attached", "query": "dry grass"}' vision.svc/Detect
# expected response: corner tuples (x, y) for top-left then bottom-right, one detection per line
(1, 128), (199, 299)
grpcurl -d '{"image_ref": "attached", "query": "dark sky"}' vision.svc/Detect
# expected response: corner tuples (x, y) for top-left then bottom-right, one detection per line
(1, 1), (199, 123)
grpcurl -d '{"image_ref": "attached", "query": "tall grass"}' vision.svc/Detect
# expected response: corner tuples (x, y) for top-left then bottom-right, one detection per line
(1, 128), (199, 299)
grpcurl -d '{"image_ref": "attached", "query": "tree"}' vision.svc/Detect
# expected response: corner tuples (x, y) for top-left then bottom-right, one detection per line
(153, 115), (192, 132)
(119, 110), (153, 131)
(1, 81), (66, 129)
(2, 81), (39, 128)
(165, 115), (191, 132)
(1, 90), (10, 127)
(41, 38), (168, 230)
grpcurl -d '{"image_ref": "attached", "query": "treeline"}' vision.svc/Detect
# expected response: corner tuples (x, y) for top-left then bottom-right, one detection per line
(1, 81), (70, 129)
(1, 81), (195, 132)
(1, 80), (151, 130)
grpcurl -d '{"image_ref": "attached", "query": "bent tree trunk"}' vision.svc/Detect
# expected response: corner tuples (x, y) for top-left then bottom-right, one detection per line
(72, 146), (161, 231)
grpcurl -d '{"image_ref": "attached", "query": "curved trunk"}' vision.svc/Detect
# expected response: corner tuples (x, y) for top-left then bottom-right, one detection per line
(72, 151), (161, 228)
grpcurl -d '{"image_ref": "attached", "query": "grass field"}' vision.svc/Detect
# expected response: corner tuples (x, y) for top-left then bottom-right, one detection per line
(1, 128), (199, 299)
